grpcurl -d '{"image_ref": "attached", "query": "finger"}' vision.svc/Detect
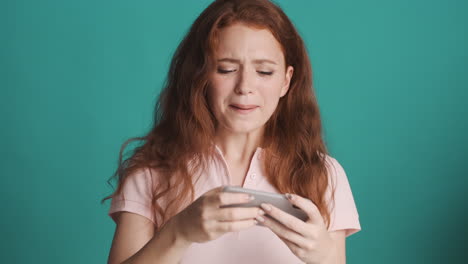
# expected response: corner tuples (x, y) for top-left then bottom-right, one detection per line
(258, 214), (309, 247)
(286, 193), (324, 225)
(203, 186), (238, 201)
(260, 203), (310, 235)
(204, 186), (226, 196)
(216, 218), (257, 232)
(215, 207), (265, 221)
(209, 191), (253, 207)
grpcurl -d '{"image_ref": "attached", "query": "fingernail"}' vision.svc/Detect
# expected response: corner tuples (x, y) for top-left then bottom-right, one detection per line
(286, 193), (293, 200)
(260, 203), (271, 211)
(254, 219), (258, 225)
(259, 209), (265, 215)
(245, 195), (254, 201)
(256, 216), (265, 222)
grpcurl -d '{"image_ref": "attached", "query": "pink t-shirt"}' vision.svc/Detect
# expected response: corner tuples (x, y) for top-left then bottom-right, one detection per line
(108, 145), (361, 263)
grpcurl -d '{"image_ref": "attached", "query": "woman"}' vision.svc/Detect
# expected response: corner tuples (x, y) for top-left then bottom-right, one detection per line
(103, 0), (361, 263)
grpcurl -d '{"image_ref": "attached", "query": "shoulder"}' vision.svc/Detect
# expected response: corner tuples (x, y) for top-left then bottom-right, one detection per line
(320, 153), (353, 197)
(120, 167), (156, 194)
(320, 153), (348, 187)
(108, 167), (157, 224)
(320, 154), (362, 236)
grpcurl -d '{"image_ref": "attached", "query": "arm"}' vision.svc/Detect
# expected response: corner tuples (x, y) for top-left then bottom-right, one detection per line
(107, 212), (191, 264)
(326, 230), (346, 264)
(107, 187), (261, 263)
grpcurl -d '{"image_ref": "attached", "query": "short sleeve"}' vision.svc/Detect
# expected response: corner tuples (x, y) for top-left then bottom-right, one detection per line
(108, 167), (156, 224)
(325, 156), (361, 237)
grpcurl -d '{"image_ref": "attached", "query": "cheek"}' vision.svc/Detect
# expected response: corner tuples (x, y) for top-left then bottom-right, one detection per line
(261, 93), (281, 113)
(259, 78), (284, 107)
(208, 78), (230, 109)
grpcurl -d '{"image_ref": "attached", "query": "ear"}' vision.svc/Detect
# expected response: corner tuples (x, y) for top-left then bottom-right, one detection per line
(280, 65), (294, 97)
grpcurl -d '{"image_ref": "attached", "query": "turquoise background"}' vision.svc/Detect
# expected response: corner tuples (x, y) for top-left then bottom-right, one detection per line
(2, 0), (467, 263)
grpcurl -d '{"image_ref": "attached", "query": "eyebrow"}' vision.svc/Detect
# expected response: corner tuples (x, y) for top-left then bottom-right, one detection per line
(217, 58), (277, 65)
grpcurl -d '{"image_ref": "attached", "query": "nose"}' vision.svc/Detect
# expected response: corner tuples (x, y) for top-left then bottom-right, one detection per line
(234, 68), (254, 95)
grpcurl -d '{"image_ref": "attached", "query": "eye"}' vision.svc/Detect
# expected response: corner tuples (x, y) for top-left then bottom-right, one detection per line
(258, 71), (273, 76)
(217, 68), (236, 74)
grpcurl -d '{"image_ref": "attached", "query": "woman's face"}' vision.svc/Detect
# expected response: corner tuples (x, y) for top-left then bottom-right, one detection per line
(208, 23), (294, 134)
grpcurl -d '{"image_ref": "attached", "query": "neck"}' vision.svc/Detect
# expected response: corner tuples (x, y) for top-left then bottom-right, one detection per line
(213, 127), (264, 163)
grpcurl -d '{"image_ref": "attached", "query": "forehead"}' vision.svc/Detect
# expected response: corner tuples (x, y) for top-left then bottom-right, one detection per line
(213, 23), (285, 64)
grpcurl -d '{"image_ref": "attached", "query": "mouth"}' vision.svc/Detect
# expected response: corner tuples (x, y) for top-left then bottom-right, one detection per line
(229, 104), (259, 114)
(229, 104), (258, 110)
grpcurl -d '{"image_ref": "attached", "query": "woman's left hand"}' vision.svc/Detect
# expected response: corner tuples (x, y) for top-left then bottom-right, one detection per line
(257, 193), (336, 264)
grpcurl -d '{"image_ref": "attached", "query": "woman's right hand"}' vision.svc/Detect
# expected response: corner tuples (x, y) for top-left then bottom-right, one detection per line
(172, 186), (265, 244)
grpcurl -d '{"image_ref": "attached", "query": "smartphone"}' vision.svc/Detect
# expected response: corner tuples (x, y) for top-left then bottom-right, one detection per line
(220, 186), (308, 225)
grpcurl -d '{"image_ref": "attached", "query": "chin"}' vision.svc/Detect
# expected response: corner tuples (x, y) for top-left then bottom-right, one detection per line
(223, 121), (265, 134)
(230, 127), (259, 134)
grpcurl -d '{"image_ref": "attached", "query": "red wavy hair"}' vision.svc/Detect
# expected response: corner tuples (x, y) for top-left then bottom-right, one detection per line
(101, 0), (334, 229)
